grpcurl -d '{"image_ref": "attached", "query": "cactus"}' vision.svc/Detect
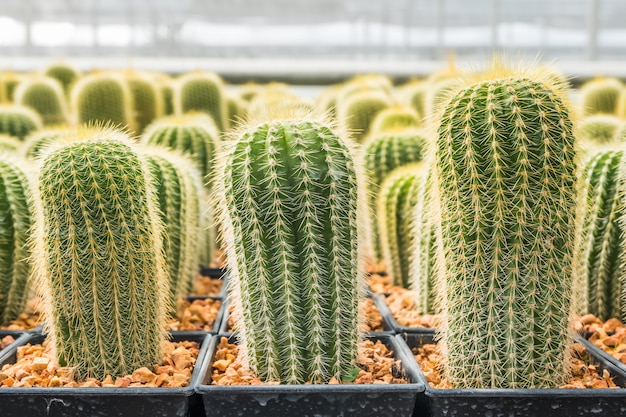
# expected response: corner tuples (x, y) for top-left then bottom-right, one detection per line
(616, 88), (626, 119)
(21, 128), (67, 160)
(398, 80), (426, 121)
(0, 135), (22, 153)
(32, 127), (169, 380)
(225, 94), (245, 130)
(247, 91), (313, 120)
(14, 76), (69, 126)
(71, 73), (135, 132)
(0, 72), (25, 103)
(363, 128), (428, 259)
(174, 71), (228, 132)
(217, 112), (366, 384)
(316, 85), (342, 120)
(370, 105), (421, 134)
(579, 77), (623, 116)
(0, 156), (34, 325)
(144, 147), (202, 305)
(0, 105), (42, 140)
(572, 150), (626, 322)
(426, 78), (460, 118)
(125, 71), (164, 135)
(44, 62), (80, 97)
(409, 164), (438, 315)
(435, 67), (578, 388)
(377, 164), (424, 289)
(577, 114), (622, 146)
(336, 90), (392, 143)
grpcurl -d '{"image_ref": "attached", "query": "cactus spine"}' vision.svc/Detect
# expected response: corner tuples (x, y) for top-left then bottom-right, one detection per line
(377, 164), (423, 289)
(435, 68), (578, 388)
(14, 76), (69, 126)
(217, 113), (365, 384)
(573, 150), (625, 321)
(0, 156), (34, 325)
(363, 129), (428, 259)
(144, 148), (202, 304)
(33, 128), (169, 380)
(174, 72), (228, 132)
(0, 105), (42, 140)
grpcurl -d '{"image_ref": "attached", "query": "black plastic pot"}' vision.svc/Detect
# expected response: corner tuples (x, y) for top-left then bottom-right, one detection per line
(405, 333), (626, 417)
(0, 330), (31, 362)
(195, 333), (426, 417)
(198, 266), (226, 279)
(0, 332), (212, 417)
(374, 294), (437, 335)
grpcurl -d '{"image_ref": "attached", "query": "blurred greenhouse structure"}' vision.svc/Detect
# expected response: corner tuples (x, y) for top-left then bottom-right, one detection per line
(0, 0), (625, 80)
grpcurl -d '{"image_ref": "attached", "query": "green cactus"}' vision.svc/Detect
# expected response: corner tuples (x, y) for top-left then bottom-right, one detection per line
(32, 128), (169, 380)
(426, 78), (460, 118)
(337, 90), (392, 143)
(409, 164), (438, 315)
(217, 113), (366, 384)
(44, 62), (80, 97)
(0, 105), (42, 140)
(370, 105), (421, 134)
(363, 128), (428, 259)
(14, 76), (69, 126)
(398, 80), (426, 121)
(71, 73), (135, 132)
(572, 150), (625, 322)
(0, 135), (22, 153)
(21, 128), (67, 160)
(0, 72), (25, 103)
(174, 71), (228, 132)
(377, 164), (424, 289)
(125, 71), (163, 135)
(226, 94), (246, 130)
(579, 77), (623, 116)
(144, 147), (203, 303)
(577, 114), (622, 145)
(435, 68), (578, 388)
(0, 155), (34, 326)
(615, 88), (626, 119)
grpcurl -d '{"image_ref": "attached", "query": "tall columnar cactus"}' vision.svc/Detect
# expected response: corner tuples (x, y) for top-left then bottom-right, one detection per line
(32, 128), (169, 380)
(377, 164), (424, 289)
(409, 164), (438, 315)
(435, 68), (578, 388)
(370, 105), (421, 134)
(144, 148), (202, 305)
(363, 128), (428, 259)
(44, 62), (80, 97)
(577, 114), (622, 146)
(579, 77), (623, 116)
(0, 156), (34, 326)
(0, 105), (42, 140)
(337, 90), (392, 143)
(14, 76), (69, 125)
(71, 73), (134, 132)
(125, 71), (163, 135)
(572, 150), (626, 322)
(174, 71), (228, 132)
(217, 113), (366, 384)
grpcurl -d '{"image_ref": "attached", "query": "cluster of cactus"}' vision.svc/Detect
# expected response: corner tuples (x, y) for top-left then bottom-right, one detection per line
(363, 129), (428, 259)
(32, 128), (169, 380)
(0, 156), (34, 326)
(174, 72), (228, 132)
(125, 71), (163, 134)
(435, 68), (578, 388)
(14, 76), (68, 126)
(573, 150), (626, 322)
(579, 77), (623, 116)
(71, 73), (134, 132)
(377, 164), (424, 289)
(0, 105), (43, 140)
(217, 113), (365, 384)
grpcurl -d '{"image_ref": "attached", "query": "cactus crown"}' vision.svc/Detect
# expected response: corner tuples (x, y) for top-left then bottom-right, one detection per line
(579, 77), (623, 116)
(370, 105), (422, 134)
(435, 62), (579, 389)
(31, 126), (170, 380)
(44, 62), (80, 96)
(216, 108), (367, 384)
(174, 71), (227, 132)
(14, 76), (68, 126)
(0, 105), (43, 140)
(337, 90), (392, 143)
(577, 114), (622, 146)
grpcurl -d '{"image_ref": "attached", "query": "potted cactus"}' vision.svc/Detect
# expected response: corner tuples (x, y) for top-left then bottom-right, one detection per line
(194, 110), (424, 417)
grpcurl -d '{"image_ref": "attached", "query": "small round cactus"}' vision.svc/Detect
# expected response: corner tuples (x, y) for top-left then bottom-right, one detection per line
(216, 111), (366, 384)
(43, 62), (81, 97)
(32, 127), (169, 380)
(370, 105), (421, 134)
(14, 76), (69, 126)
(0, 105), (43, 140)
(174, 71), (228, 132)
(0, 72), (25, 103)
(125, 71), (164, 135)
(579, 77), (623, 116)
(577, 114), (622, 146)
(336, 90), (392, 143)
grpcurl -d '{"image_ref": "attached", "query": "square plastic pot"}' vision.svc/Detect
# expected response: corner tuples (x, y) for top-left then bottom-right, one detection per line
(404, 333), (626, 417)
(195, 333), (427, 417)
(0, 330), (31, 363)
(0, 332), (212, 417)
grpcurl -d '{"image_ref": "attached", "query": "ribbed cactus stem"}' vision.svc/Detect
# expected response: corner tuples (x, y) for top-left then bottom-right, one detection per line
(0, 156), (34, 325)
(218, 114), (365, 384)
(377, 164), (423, 289)
(436, 69), (578, 388)
(573, 150), (625, 321)
(33, 128), (169, 380)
